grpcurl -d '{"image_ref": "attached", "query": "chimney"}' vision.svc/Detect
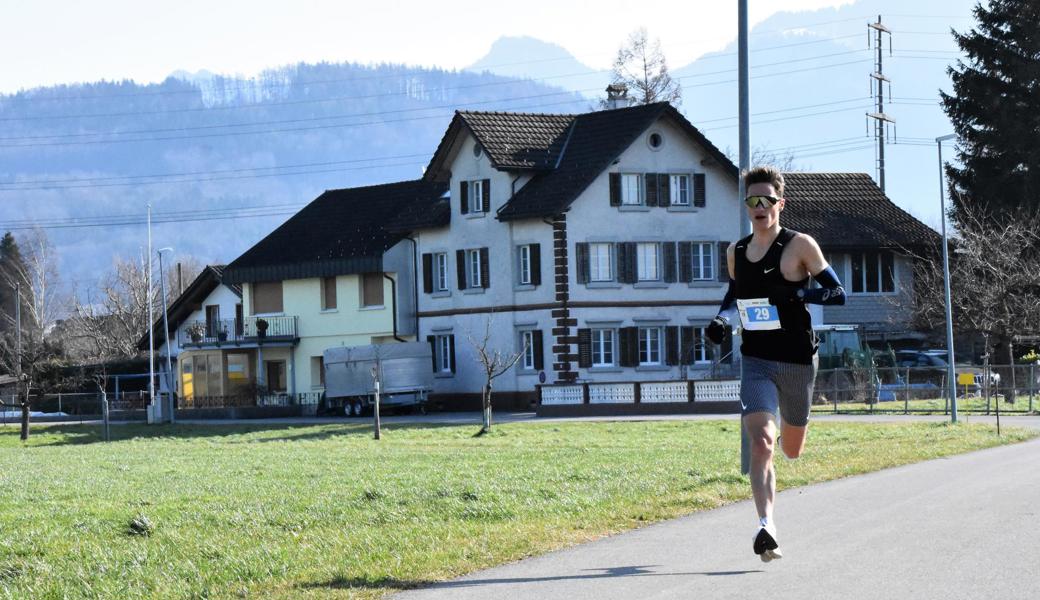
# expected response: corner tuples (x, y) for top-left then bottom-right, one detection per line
(605, 83), (630, 110)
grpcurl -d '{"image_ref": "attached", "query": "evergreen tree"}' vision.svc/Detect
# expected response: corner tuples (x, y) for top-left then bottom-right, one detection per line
(941, 0), (1040, 224)
(0, 232), (28, 336)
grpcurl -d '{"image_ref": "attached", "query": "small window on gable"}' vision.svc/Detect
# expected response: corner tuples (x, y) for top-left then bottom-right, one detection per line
(648, 132), (663, 150)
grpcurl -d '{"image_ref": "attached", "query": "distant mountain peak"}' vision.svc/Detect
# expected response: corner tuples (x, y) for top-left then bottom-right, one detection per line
(467, 35), (607, 98)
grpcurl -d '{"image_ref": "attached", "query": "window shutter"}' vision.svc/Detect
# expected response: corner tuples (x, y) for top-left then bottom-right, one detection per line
(533, 330), (544, 370)
(680, 326), (695, 365)
(615, 243), (628, 284)
(482, 179), (491, 212)
(663, 242), (677, 283)
(449, 334), (456, 373)
(693, 174), (706, 207)
(460, 180), (469, 214)
(619, 327), (638, 367)
(645, 173), (659, 207)
(678, 242), (692, 283)
(659, 174), (671, 207)
(665, 326), (679, 366)
(480, 247), (490, 288)
(427, 335), (437, 372)
(456, 249), (466, 290)
(625, 242), (638, 284)
(718, 242), (730, 282)
(609, 173), (621, 206)
(575, 242), (589, 284)
(530, 243), (541, 286)
(577, 328), (592, 368)
(422, 253), (433, 294)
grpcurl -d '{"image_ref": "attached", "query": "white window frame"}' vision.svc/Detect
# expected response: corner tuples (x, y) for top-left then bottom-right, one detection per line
(636, 242), (660, 281)
(467, 249), (482, 288)
(518, 245), (532, 285)
(591, 328), (615, 367)
(589, 242), (613, 282)
(848, 251), (897, 296)
(520, 330), (536, 370)
(670, 174), (690, 206)
(638, 326), (662, 366)
(691, 242), (715, 281)
(692, 327), (710, 364)
(434, 252), (448, 291)
(621, 173), (642, 205)
(468, 180), (485, 214)
(436, 335), (452, 373)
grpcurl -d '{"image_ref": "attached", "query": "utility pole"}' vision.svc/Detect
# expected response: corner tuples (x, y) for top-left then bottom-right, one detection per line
(866, 15), (894, 192)
(737, 0), (751, 238)
(147, 202), (157, 423)
(158, 248), (175, 424)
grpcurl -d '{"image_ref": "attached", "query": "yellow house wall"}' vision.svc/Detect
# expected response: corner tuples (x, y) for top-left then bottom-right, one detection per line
(244, 273), (409, 395)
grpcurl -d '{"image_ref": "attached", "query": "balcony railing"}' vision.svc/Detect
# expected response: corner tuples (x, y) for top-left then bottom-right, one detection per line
(178, 316), (298, 347)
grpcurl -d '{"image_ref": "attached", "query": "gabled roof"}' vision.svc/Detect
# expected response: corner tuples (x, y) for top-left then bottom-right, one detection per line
(385, 196), (450, 233)
(223, 180), (447, 284)
(422, 102), (739, 222)
(782, 173), (940, 249)
(136, 265), (240, 352)
(425, 111), (574, 178)
(495, 103), (739, 221)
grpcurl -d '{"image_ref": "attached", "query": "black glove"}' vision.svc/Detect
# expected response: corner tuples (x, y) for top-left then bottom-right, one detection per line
(768, 286), (802, 306)
(706, 315), (729, 345)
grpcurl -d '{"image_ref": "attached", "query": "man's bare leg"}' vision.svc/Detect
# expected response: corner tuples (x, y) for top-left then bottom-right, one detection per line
(744, 411), (776, 521)
(780, 422), (808, 459)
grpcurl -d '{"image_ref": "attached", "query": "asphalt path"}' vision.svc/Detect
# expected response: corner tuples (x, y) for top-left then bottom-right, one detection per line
(394, 433), (1040, 600)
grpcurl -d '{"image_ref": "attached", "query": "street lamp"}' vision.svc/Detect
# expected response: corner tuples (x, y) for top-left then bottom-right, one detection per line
(157, 247), (176, 424)
(936, 133), (958, 423)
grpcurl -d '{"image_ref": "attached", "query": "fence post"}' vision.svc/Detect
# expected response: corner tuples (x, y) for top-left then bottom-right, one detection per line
(101, 391), (110, 442)
(832, 368), (839, 413)
(904, 367), (911, 412)
(1030, 363), (1035, 413)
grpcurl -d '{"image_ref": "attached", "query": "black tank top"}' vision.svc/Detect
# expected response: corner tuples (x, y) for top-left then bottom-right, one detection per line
(733, 228), (817, 365)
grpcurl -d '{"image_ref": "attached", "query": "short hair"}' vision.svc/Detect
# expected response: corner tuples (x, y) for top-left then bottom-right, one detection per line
(744, 166), (785, 197)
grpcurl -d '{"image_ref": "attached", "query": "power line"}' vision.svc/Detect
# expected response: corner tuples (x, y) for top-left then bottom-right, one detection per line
(0, 49), (874, 143)
(0, 58), (873, 149)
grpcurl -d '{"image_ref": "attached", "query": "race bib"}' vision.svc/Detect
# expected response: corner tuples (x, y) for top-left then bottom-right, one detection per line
(737, 298), (781, 331)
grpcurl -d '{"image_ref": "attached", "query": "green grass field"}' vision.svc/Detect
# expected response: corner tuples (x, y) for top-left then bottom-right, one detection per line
(0, 420), (1034, 599)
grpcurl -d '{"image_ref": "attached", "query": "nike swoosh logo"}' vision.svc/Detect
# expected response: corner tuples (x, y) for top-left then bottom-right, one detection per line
(763, 268), (775, 273)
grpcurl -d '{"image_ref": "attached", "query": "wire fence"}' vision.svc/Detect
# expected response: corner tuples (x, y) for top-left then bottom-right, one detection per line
(812, 363), (1040, 414)
(0, 391), (328, 424)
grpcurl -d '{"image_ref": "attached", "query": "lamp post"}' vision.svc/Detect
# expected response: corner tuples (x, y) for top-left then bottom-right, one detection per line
(936, 133), (958, 423)
(157, 247), (175, 424)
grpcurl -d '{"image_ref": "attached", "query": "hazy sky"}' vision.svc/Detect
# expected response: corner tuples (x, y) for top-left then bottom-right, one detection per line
(1, 0), (855, 94)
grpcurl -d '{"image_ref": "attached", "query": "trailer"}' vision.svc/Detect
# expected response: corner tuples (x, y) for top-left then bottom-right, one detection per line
(323, 342), (433, 417)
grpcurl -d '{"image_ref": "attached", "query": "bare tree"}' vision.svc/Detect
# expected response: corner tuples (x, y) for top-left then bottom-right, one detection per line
(466, 315), (527, 434)
(724, 146), (801, 173)
(71, 254), (160, 360)
(604, 28), (682, 107)
(904, 202), (1040, 392)
(0, 228), (65, 344)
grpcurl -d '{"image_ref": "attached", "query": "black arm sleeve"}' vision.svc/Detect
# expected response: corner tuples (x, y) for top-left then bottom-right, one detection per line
(801, 266), (846, 306)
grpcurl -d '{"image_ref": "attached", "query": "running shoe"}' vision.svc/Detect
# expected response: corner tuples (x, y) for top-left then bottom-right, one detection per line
(754, 524), (782, 562)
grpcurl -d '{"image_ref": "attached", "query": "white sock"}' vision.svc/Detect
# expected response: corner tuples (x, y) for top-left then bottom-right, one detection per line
(759, 516), (770, 529)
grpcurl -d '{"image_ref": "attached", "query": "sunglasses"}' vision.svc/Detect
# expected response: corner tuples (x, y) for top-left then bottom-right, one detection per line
(744, 195), (781, 208)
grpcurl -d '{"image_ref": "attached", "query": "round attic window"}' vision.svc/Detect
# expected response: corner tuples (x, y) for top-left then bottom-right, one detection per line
(472, 143), (483, 158)
(648, 132), (663, 150)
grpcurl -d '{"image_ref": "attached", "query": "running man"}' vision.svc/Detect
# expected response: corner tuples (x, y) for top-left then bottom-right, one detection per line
(706, 166), (846, 562)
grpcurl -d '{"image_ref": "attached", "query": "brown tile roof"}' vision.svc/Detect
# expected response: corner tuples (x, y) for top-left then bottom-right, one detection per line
(223, 180), (447, 284)
(782, 172), (940, 249)
(496, 103), (738, 220)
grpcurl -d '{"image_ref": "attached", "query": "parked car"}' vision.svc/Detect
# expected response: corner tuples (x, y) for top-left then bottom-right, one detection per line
(893, 350), (999, 394)
(920, 349), (1001, 387)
